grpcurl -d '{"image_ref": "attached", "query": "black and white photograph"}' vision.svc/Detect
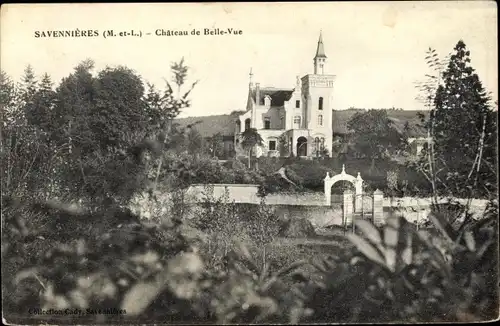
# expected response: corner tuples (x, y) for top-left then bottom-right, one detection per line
(1, 2), (498, 324)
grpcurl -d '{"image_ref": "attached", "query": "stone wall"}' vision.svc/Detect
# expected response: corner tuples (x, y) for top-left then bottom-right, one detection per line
(180, 202), (343, 228)
(266, 192), (325, 206)
(383, 197), (489, 208)
(185, 184), (261, 204)
(132, 184), (490, 227)
(272, 204), (343, 228)
(185, 184), (328, 206)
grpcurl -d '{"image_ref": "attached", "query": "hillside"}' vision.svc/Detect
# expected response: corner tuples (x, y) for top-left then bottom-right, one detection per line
(174, 109), (429, 138)
(174, 111), (244, 138)
(333, 108), (428, 137)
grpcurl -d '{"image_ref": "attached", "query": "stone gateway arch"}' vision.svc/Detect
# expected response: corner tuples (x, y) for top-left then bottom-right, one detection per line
(324, 164), (364, 210)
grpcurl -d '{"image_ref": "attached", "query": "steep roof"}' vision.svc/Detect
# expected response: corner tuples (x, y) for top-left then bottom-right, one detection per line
(251, 87), (294, 106)
(315, 31), (327, 59)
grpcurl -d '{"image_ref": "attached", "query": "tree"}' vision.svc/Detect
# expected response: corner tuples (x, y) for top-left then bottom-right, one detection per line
(19, 65), (38, 107)
(0, 71), (17, 128)
(27, 73), (56, 132)
(427, 40), (497, 198)
(402, 121), (411, 138)
(278, 134), (290, 157)
(170, 57), (189, 98)
(151, 59), (198, 193)
(52, 60), (96, 155)
(347, 109), (408, 171)
(205, 132), (224, 158)
(48, 62), (150, 205)
(185, 127), (203, 155)
(1, 71), (23, 197)
(143, 83), (168, 137)
(91, 66), (149, 150)
(240, 128), (264, 169)
(413, 47), (449, 202)
(1, 69), (60, 199)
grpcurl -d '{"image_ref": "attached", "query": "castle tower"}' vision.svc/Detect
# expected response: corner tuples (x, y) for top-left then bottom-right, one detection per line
(300, 30), (335, 156)
(313, 31), (327, 75)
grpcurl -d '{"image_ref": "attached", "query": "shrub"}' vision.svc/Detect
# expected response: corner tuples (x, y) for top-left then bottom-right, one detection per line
(278, 218), (316, 238)
(286, 161), (331, 191)
(304, 203), (499, 323)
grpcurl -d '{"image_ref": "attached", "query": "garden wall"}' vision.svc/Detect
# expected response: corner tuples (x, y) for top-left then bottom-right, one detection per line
(185, 184), (261, 204)
(185, 184), (326, 205)
(131, 184), (490, 227)
(271, 204), (343, 228)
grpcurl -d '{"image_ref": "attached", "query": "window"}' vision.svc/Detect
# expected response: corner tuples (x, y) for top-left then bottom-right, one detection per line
(318, 114), (323, 126)
(318, 97), (323, 110)
(269, 140), (276, 151)
(314, 137), (320, 152)
(280, 116), (284, 128)
(295, 100), (300, 108)
(244, 118), (251, 130)
(264, 117), (271, 129)
(293, 116), (301, 128)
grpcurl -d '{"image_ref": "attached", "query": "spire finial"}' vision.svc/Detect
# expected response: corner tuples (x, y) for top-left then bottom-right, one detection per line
(249, 67), (254, 87)
(314, 30), (327, 59)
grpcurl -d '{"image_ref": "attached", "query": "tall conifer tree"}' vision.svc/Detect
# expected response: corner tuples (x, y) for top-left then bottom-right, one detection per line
(431, 40), (497, 198)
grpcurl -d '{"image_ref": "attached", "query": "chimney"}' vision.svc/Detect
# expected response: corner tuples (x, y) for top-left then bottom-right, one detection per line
(255, 83), (261, 106)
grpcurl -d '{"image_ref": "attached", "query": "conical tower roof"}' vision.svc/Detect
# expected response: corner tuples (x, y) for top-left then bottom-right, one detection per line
(314, 31), (327, 59)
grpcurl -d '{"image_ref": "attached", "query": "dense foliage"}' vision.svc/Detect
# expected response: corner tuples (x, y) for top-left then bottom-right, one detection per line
(413, 41), (498, 199)
(346, 109), (409, 161)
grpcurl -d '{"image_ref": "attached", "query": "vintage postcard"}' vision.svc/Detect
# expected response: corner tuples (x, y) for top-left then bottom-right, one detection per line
(1, 1), (498, 325)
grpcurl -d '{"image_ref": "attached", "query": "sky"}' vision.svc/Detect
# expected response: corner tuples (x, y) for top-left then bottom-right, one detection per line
(1, 2), (497, 118)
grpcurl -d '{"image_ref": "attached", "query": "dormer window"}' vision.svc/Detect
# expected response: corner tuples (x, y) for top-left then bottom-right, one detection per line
(264, 95), (271, 107)
(295, 100), (300, 108)
(318, 97), (323, 110)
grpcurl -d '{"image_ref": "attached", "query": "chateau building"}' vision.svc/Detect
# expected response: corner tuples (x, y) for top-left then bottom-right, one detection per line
(235, 32), (335, 158)
(175, 32), (429, 160)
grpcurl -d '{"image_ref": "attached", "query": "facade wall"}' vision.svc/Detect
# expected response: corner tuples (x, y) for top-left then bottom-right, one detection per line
(258, 129), (286, 157)
(234, 32), (340, 158)
(283, 87), (303, 130)
(301, 74), (335, 156)
(258, 106), (283, 130)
